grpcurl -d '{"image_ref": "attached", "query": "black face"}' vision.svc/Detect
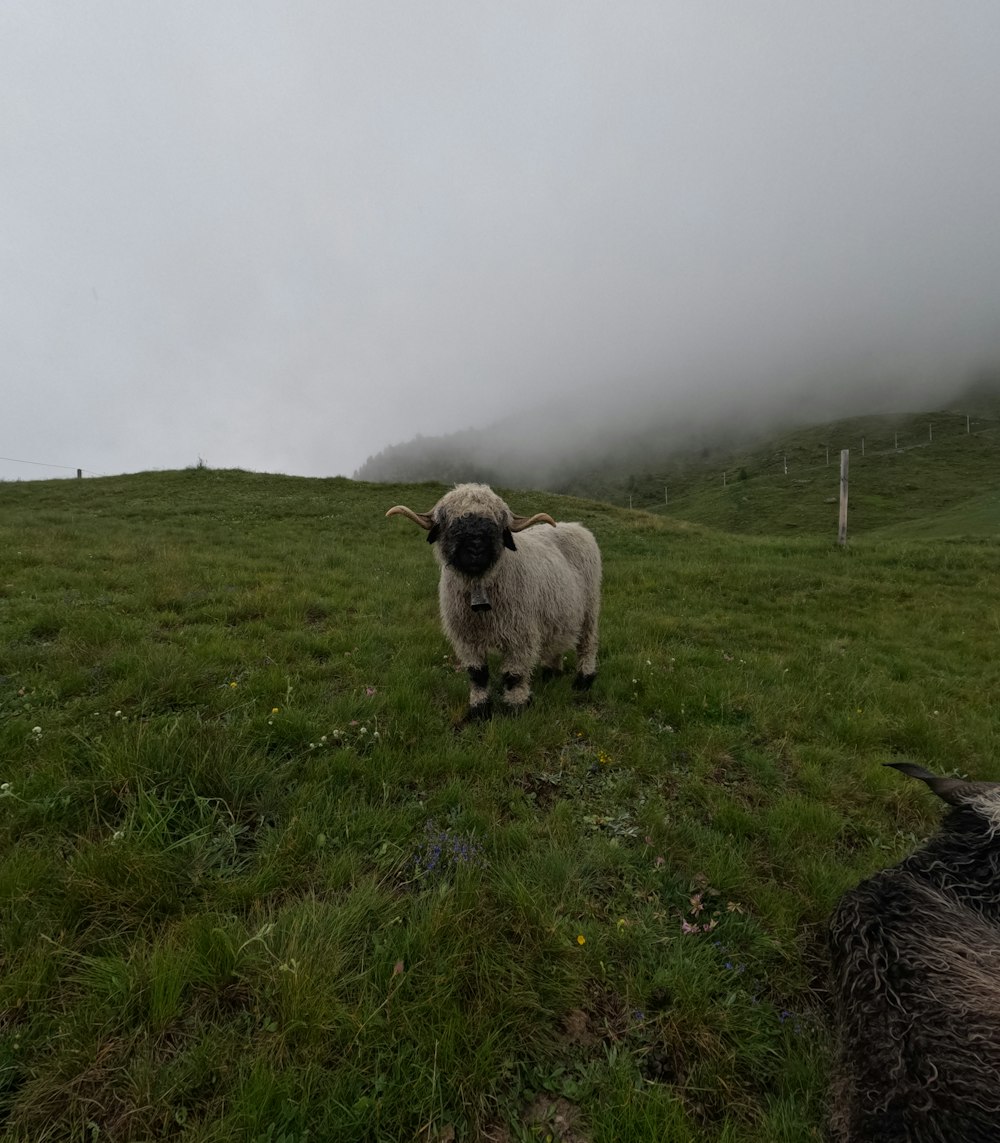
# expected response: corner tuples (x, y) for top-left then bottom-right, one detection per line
(439, 515), (513, 577)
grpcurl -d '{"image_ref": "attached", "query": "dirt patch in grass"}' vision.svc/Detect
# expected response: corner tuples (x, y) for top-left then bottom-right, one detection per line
(560, 1007), (598, 1049)
(522, 1095), (590, 1143)
(517, 768), (561, 810)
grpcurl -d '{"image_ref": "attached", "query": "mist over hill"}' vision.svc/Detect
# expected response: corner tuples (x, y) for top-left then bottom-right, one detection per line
(354, 368), (999, 494)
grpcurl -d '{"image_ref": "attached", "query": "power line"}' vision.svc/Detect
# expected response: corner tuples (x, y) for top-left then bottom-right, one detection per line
(0, 454), (105, 476)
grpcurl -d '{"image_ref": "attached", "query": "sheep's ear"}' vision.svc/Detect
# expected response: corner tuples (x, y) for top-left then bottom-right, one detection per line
(884, 761), (996, 806)
(427, 523), (441, 544)
(503, 528), (516, 551)
(510, 512), (557, 531)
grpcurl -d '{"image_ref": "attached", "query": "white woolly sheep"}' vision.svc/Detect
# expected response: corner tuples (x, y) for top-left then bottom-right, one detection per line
(828, 761), (1000, 1143)
(386, 483), (601, 718)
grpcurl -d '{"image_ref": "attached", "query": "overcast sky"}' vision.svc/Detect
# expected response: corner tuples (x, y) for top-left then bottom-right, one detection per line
(4, 2), (1000, 482)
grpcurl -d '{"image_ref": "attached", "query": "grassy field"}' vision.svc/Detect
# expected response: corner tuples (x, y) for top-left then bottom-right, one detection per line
(1, 466), (998, 1141)
(578, 408), (1000, 539)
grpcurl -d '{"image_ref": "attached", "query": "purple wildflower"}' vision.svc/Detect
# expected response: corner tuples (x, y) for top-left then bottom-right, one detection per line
(412, 820), (486, 879)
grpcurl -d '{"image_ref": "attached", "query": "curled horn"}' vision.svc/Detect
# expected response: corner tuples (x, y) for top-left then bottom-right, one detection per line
(386, 505), (435, 530)
(510, 512), (557, 532)
(884, 761), (998, 806)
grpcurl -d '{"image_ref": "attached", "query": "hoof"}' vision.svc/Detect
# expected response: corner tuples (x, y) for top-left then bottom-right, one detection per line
(462, 699), (492, 724)
(572, 672), (596, 692)
(502, 696), (533, 716)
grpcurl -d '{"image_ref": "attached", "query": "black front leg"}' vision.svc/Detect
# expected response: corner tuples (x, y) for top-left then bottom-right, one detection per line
(501, 671), (532, 712)
(466, 664), (491, 720)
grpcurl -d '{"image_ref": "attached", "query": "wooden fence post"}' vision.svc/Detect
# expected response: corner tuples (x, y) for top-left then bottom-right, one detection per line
(838, 449), (849, 546)
(77, 469), (82, 479)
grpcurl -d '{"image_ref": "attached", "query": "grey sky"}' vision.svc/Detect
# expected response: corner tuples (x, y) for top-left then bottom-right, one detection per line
(4, 2), (1000, 481)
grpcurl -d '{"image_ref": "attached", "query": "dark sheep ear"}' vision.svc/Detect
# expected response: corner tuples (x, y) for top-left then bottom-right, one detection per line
(427, 523), (441, 544)
(503, 528), (517, 551)
(884, 761), (996, 806)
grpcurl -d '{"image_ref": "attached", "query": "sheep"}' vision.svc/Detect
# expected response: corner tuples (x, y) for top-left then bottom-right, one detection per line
(828, 761), (1000, 1143)
(386, 483), (601, 718)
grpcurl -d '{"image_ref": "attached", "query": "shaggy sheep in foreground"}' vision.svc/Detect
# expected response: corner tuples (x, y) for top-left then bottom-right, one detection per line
(387, 483), (601, 718)
(828, 761), (1000, 1143)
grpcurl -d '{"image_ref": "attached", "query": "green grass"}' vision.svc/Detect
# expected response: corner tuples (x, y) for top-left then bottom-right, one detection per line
(580, 408), (1000, 539)
(872, 485), (1000, 540)
(1, 466), (998, 1140)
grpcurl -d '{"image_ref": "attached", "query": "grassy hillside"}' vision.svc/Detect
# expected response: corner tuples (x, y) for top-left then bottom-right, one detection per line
(1, 468), (998, 1140)
(356, 378), (1000, 527)
(591, 409), (1000, 539)
(869, 486), (1000, 540)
